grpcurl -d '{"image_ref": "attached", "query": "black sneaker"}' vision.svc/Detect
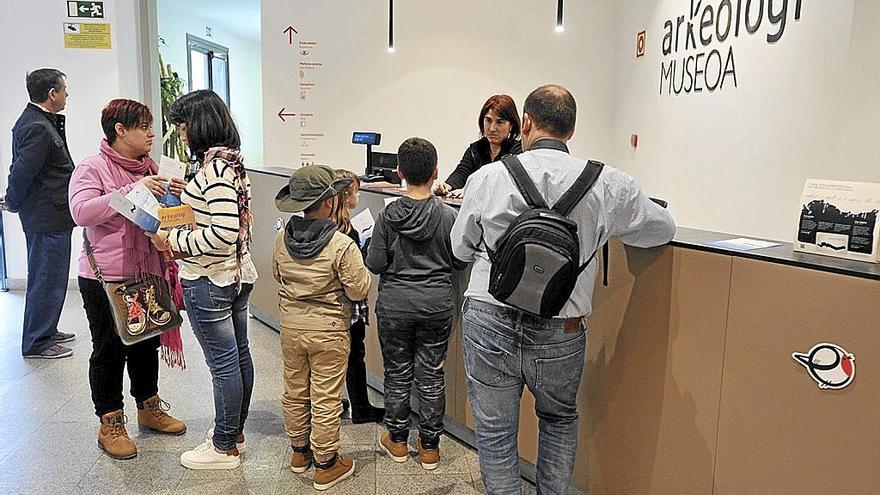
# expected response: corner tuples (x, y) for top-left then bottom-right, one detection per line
(52, 331), (76, 343)
(24, 344), (73, 359)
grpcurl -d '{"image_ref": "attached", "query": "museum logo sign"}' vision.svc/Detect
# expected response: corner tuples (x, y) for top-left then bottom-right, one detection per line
(660, 0), (802, 95)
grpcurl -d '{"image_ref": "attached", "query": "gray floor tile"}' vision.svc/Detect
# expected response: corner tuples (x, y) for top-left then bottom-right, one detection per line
(174, 476), (281, 495)
(76, 450), (184, 494)
(377, 473), (479, 495)
(0, 482), (74, 495)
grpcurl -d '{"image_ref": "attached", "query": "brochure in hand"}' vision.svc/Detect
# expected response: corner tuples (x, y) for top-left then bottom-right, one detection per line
(108, 183), (196, 259)
(108, 185), (162, 232)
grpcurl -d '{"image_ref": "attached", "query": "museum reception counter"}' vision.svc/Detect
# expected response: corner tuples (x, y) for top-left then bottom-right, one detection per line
(248, 167), (879, 494)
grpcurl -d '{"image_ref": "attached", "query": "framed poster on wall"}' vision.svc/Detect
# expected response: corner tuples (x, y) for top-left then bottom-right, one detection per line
(795, 179), (880, 263)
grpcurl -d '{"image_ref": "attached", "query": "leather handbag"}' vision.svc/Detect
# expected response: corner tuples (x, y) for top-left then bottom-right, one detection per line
(84, 235), (182, 345)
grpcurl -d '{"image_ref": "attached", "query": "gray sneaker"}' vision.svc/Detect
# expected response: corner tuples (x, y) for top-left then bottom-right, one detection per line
(23, 344), (73, 359)
(52, 331), (76, 344)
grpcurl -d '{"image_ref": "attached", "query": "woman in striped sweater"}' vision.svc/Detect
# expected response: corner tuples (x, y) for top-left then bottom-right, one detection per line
(148, 90), (257, 470)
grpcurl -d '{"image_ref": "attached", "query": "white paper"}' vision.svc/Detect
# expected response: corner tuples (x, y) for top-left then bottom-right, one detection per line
(351, 208), (375, 246)
(158, 155), (186, 179)
(108, 190), (161, 232)
(706, 237), (781, 251)
(127, 183), (161, 218)
(108, 191), (138, 222)
(351, 208), (374, 235)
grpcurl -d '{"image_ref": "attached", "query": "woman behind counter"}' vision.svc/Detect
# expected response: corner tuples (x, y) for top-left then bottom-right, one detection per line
(433, 94), (522, 197)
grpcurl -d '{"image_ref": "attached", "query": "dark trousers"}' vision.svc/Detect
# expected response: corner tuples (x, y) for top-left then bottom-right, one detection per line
(79, 277), (160, 417)
(22, 230), (72, 355)
(346, 318), (371, 408)
(377, 312), (453, 448)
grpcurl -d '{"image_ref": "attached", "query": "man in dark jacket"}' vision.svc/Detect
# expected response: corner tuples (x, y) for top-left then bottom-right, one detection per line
(366, 137), (466, 471)
(2, 68), (77, 358)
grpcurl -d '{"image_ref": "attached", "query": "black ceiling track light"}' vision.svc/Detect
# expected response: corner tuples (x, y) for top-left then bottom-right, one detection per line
(556, 0), (564, 32)
(388, 0), (395, 53)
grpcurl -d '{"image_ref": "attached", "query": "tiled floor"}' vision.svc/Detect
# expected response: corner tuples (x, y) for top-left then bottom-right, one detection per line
(0, 289), (537, 494)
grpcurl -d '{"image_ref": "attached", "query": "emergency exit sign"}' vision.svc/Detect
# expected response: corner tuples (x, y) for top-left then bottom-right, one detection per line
(67, 1), (104, 19)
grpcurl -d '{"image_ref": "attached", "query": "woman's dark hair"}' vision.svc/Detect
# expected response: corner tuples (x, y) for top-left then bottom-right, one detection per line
(169, 90), (240, 161)
(478, 94), (521, 140)
(26, 68), (65, 104)
(101, 99), (152, 145)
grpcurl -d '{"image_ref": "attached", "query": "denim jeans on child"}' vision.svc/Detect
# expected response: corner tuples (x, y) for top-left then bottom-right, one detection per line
(377, 312), (453, 447)
(462, 299), (586, 495)
(182, 278), (254, 451)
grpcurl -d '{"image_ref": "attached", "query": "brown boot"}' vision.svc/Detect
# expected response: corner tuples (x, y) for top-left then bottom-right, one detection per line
(137, 396), (187, 435)
(290, 444), (314, 473)
(417, 438), (440, 470)
(312, 454), (355, 491)
(98, 410), (137, 460)
(380, 431), (409, 463)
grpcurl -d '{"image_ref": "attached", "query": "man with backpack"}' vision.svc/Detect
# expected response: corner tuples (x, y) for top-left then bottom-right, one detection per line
(450, 84), (675, 494)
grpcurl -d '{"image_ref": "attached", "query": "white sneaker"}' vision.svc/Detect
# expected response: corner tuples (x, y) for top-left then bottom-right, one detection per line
(180, 440), (241, 470)
(207, 426), (246, 453)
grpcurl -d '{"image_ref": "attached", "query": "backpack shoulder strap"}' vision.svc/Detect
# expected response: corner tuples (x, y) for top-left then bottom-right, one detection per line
(502, 155), (547, 210)
(552, 160), (605, 216)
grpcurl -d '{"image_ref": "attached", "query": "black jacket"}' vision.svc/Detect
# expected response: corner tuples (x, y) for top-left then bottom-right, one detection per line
(366, 196), (465, 317)
(5, 104), (76, 233)
(444, 137), (523, 190)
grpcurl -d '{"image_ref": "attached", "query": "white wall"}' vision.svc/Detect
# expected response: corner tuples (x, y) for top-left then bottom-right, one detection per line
(262, 0), (880, 243)
(261, 0), (619, 179)
(0, 0), (144, 283)
(157, 0), (264, 164)
(611, 0), (880, 241)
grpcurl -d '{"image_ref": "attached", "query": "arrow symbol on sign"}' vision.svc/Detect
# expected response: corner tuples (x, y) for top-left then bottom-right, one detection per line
(80, 5), (89, 12)
(277, 108), (296, 122)
(283, 26), (298, 45)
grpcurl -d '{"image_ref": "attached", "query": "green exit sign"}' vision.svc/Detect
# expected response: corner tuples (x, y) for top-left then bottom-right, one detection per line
(67, 1), (104, 19)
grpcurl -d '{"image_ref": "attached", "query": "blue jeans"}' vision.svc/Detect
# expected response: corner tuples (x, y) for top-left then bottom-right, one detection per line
(22, 230), (71, 355)
(182, 278), (254, 451)
(462, 299), (586, 495)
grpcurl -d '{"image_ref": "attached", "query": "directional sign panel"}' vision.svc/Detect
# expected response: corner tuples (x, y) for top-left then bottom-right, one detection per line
(67, 1), (104, 19)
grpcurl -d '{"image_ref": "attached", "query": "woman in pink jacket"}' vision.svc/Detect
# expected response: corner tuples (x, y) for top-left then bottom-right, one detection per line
(68, 99), (187, 460)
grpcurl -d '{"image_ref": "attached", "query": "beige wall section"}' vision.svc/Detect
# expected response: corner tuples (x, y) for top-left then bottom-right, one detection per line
(580, 242), (731, 494)
(713, 258), (880, 494)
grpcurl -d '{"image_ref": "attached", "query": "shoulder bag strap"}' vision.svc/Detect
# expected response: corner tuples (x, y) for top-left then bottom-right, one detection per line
(501, 155), (548, 210)
(552, 160), (605, 216)
(82, 233), (106, 284)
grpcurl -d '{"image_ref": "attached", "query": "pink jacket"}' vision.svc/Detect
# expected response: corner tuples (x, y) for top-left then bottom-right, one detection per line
(69, 142), (160, 281)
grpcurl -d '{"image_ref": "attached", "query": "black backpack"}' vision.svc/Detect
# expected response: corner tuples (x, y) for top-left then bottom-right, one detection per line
(488, 155), (604, 318)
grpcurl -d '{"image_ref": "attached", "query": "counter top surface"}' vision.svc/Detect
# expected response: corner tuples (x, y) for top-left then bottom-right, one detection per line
(249, 166), (880, 281)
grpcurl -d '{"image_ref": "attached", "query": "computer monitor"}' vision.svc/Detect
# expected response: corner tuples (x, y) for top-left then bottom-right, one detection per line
(370, 151), (400, 184)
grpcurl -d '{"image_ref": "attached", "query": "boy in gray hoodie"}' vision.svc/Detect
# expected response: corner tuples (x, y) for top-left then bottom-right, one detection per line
(366, 137), (465, 470)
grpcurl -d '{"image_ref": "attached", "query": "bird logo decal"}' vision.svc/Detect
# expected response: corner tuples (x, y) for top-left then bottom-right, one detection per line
(792, 343), (855, 390)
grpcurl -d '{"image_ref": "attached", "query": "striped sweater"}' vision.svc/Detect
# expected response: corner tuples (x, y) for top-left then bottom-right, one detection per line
(168, 153), (257, 286)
